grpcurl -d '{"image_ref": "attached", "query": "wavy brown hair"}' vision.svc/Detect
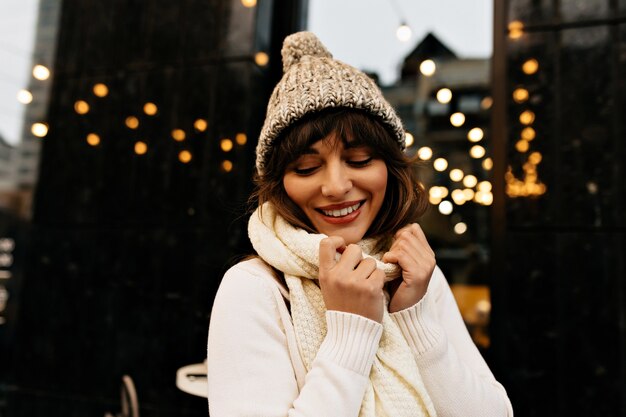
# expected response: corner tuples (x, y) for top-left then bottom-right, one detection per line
(251, 108), (428, 239)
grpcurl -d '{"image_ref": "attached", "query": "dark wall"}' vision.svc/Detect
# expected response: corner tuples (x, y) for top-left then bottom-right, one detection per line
(492, 1), (626, 416)
(3, 0), (306, 416)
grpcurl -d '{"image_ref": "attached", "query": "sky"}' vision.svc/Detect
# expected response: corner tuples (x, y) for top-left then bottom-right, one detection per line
(308, 0), (493, 85)
(0, 0), (492, 147)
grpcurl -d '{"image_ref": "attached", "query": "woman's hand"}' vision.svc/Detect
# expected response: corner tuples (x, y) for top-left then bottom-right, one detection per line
(318, 236), (386, 323)
(382, 223), (436, 313)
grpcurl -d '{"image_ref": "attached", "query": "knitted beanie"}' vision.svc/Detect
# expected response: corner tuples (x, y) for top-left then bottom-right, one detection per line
(255, 31), (405, 176)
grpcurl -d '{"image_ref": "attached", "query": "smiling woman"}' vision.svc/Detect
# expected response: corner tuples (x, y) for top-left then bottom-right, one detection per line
(207, 31), (513, 417)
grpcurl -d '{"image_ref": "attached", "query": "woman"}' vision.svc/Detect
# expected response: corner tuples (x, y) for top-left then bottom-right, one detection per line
(207, 32), (513, 417)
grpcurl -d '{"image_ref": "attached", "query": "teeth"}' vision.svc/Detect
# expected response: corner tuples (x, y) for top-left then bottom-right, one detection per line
(322, 202), (361, 217)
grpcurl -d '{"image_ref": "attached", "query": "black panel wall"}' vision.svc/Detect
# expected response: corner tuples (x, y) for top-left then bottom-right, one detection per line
(2, 0), (306, 416)
(492, 1), (626, 416)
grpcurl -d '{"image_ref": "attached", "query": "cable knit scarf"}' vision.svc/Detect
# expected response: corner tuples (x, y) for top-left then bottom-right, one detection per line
(248, 202), (436, 417)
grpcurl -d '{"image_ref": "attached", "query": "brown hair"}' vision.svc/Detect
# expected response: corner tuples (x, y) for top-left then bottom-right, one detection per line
(251, 108), (428, 238)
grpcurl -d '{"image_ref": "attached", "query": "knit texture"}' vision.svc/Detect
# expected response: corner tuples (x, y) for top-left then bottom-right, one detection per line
(248, 202), (437, 417)
(255, 31), (405, 175)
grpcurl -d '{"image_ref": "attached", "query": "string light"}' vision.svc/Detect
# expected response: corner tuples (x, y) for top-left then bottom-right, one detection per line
(516, 139), (530, 152)
(463, 175), (478, 188)
(519, 110), (535, 125)
(508, 21), (524, 39)
(125, 116), (139, 129)
(417, 146), (433, 160)
(467, 127), (484, 142)
(74, 100), (90, 114)
(450, 169), (464, 182)
(179, 150), (192, 163)
(143, 102), (158, 116)
(194, 119), (208, 132)
(220, 139), (234, 152)
(481, 96), (493, 110)
(31, 122), (48, 137)
(396, 23), (412, 42)
(236, 133), (247, 145)
(86, 133), (100, 146)
(171, 129), (186, 142)
(433, 158), (448, 171)
(477, 181), (492, 192)
(522, 58), (539, 75)
(454, 222), (468, 235)
(93, 83), (109, 97)
(470, 145), (486, 159)
(436, 88), (452, 104)
(450, 112), (465, 127)
(222, 160), (233, 172)
(17, 89), (33, 104)
(32, 64), (50, 80)
(241, 0), (256, 7)
(438, 201), (453, 215)
(513, 88), (529, 103)
(419, 60), (436, 76)
(482, 157), (493, 170)
(405, 132), (414, 147)
(134, 141), (148, 155)
(521, 126), (536, 141)
(451, 189), (467, 205)
(255, 52), (269, 67)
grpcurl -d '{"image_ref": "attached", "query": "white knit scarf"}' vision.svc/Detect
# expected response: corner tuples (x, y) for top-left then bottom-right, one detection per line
(248, 202), (436, 417)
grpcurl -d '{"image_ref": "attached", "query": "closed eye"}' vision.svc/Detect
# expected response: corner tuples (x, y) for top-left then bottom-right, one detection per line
(347, 157), (373, 167)
(293, 166), (319, 175)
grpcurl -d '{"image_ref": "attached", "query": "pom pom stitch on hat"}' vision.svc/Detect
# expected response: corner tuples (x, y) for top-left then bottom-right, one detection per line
(255, 31), (406, 176)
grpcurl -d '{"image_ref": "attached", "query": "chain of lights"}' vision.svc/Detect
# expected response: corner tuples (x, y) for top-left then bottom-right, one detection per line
(505, 22), (547, 198)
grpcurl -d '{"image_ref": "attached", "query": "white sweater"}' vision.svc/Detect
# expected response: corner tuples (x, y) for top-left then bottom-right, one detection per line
(207, 258), (513, 417)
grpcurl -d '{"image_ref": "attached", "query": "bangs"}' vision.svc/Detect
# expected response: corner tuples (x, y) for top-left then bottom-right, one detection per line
(272, 108), (392, 173)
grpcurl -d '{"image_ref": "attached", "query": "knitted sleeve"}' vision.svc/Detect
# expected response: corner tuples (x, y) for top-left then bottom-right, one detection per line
(390, 266), (514, 417)
(207, 259), (383, 417)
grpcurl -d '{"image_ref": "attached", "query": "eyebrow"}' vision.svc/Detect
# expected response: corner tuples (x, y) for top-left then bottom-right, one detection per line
(299, 138), (367, 155)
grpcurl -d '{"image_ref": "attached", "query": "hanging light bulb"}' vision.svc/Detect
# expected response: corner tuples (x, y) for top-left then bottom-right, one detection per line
(396, 22), (412, 42)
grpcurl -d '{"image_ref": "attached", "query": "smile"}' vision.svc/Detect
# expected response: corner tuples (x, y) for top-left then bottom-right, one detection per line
(317, 201), (364, 218)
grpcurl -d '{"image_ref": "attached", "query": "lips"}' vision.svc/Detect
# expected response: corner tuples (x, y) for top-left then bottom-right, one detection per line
(315, 200), (365, 223)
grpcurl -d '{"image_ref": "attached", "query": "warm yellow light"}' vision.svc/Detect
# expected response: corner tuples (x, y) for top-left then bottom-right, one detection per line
(17, 89), (33, 104)
(396, 24), (412, 42)
(86, 133), (100, 146)
(436, 88), (452, 104)
(451, 189), (467, 205)
(513, 88), (529, 103)
(519, 110), (535, 125)
(125, 116), (139, 129)
(522, 58), (539, 75)
(32, 64), (50, 80)
(463, 188), (475, 201)
(241, 0), (256, 7)
(220, 138), (234, 152)
(463, 175), (478, 188)
(194, 118), (208, 132)
(74, 100), (90, 114)
(450, 168), (464, 182)
(475, 191), (494, 205)
(134, 141), (148, 155)
(171, 129), (186, 142)
(481, 96), (493, 110)
(222, 160), (233, 172)
(236, 133), (247, 145)
(454, 222), (468, 235)
(429, 186), (448, 199)
(467, 127), (483, 142)
(521, 126), (536, 141)
(255, 52), (269, 67)
(419, 59), (436, 76)
(438, 200), (453, 215)
(417, 146), (433, 161)
(482, 157), (493, 170)
(143, 102), (158, 116)
(450, 112), (466, 127)
(31, 122), (48, 137)
(433, 157), (448, 171)
(516, 139), (530, 152)
(470, 145), (486, 159)
(529, 151), (543, 165)
(404, 132), (414, 147)
(179, 150), (192, 163)
(93, 83), (109, 97)
(508, 20), (524, 39)
(477, 181), (492, 192)
(429, 195), (442, 205)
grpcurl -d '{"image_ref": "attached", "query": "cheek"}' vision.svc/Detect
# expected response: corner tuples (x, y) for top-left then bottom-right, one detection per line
(283, 175), (307, 211)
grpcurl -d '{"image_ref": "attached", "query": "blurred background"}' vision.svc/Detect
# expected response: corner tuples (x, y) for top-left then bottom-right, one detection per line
(0, 0), (624, 416)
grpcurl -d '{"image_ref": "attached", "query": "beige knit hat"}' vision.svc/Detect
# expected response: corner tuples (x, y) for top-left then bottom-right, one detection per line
(255, 31), (405, 175)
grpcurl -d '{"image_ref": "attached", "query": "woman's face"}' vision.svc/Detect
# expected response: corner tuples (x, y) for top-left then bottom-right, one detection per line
(282, 132), (388, 244)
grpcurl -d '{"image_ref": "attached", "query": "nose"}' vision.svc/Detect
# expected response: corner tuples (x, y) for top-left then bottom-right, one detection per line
(321, 162), (352, 197)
